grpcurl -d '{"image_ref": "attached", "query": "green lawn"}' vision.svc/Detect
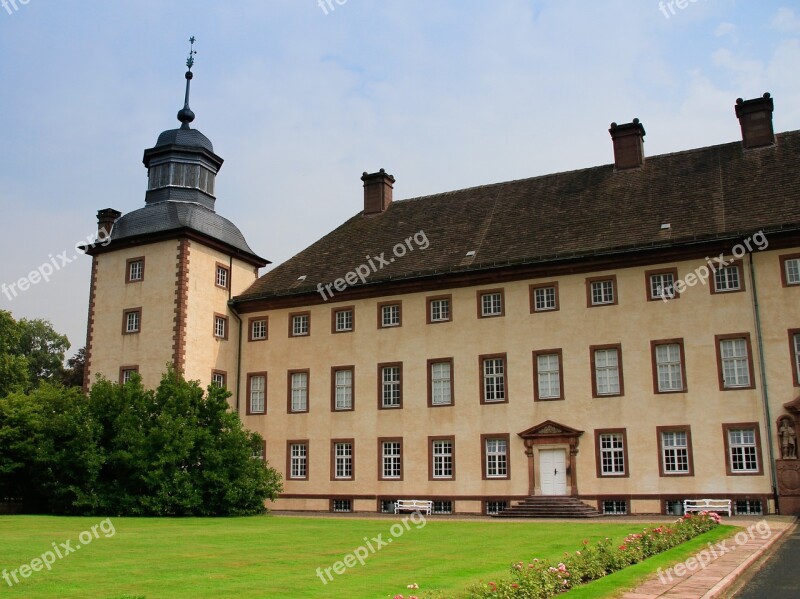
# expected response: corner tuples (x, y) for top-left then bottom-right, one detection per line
(0, 515), (733, 598)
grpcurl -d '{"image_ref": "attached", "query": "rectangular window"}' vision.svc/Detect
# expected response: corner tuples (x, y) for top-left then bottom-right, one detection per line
(533, 350), (563, 401)
(781, 254), (800, 286)
(717, 335), (754, 389)
(480, 354), (507, 404)
(713, 264), (742, 293)
(333, 308), (354, 333)
(289, 312), (310, 337)
(591, 345), (623, 397)
(596, 430), (627, 477)
(430, 437), (455, 479)
(427, 295), (452, 323)
(331, 499), (352, 513)
(213, 314), (228, 339)
(380, 499), (399, 513)
(428, 359), (453, 406)
(587, 276), (617, 307)
(378, 302), (401, 328)
(380, 439), (403, 480)
(287, 441), (308, 480)
(602, 500), (627, 515)
(530, 282), (559, 312)
(658, 427), (693, 476)
(379, 363), (402, 409)
(211, 370), (227, 389)
(249, 318), (267, 341)
(652, 340), (686, 393)
(251, 440), (265, 461)
(735, 499), (763, 515)
(215, 264), (229, 289)
(119, 366), (138, 384)
(332, 440), (353, 480)
(646, 268), (679, 301)
(483, 435), (509, 479)
(433, 500), (453, 515)
(725, 425), (761, 474)
(478, 289), (504, 318)
(331, 367), (354, 411)
(247, 373), (266, 414)
(126, 257), (144, 283)
(288, 370), (309, 413)
(791, 330), (800, 386)
(123, 309), (141, 334)
(485, 501), (508, 516)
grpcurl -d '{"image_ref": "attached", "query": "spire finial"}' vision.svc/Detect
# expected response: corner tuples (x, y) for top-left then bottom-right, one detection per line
(177, 36), (197, 129)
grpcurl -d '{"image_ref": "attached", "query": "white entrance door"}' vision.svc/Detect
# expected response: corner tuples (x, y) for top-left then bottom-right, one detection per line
(540, 449), (567, 495)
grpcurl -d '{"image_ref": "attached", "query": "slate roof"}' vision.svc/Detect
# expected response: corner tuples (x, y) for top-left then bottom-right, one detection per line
(154, 127), (215, 153)
(236, 130), (800, 302)
(110, 200), (261, 259)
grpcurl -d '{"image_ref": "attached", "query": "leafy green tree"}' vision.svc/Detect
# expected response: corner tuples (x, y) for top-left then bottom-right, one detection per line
(60, 347), (86, 388)
(0, 311), (28, 397)
(0, 391), (42, 501)
(16, 317), (70, 384)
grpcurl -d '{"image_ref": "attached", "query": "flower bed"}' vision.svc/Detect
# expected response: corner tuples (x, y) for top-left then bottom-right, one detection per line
(460, 512), (722, 599)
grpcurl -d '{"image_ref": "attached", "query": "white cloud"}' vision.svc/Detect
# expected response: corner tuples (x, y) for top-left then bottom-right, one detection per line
(771, 7), (800, 33)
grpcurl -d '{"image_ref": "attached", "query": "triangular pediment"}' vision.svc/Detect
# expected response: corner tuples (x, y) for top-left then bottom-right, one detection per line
(518, 420), (584, 439)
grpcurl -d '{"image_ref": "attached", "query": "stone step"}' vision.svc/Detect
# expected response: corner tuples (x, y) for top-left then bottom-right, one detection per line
(495, 495), (600, 518)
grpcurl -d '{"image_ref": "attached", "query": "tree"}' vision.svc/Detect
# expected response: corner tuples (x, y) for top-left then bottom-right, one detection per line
(60, 347), (86, 388)
(16, 318), (70, 384)
(0, 311), (28, 397)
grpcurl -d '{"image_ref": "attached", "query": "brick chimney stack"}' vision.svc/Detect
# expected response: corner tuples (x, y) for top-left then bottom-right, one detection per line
(609, 119), (646, 170)
(361, 169), (395, 215)
(735, 93), (775, 149)
(96, 208), (121, 240)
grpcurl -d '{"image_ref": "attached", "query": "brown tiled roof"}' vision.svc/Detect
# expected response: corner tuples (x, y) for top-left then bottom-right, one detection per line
(235, 130), (800, 302)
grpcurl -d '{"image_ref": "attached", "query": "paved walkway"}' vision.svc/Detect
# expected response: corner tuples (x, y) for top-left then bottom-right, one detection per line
(621, 516), (797, 599)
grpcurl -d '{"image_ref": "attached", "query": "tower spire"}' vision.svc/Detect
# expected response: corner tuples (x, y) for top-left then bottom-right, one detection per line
(177, 36), (197, 130)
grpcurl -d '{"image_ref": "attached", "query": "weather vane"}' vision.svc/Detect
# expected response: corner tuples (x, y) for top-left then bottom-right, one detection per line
(186, 36), (197, 71)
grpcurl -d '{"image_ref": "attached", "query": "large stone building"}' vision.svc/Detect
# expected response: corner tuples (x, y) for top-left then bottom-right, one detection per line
(84, 68), (800, 516)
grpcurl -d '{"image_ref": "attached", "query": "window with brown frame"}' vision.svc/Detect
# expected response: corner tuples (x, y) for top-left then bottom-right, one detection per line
(215, 263), (230, 290)
(378, 362), (403, 409)
(479, 353), (508, 404)
(246, 372), (267, 415)
(529, 282), (559, 312)
(211, 370), (227, 389)
(429, 436), (455, 480)
(287, 440), (309, 480)
(477, 289), (505, 318)
(594, 429), (629, 477)
(715, 333), (755, 390)
(722, 423), (763, 476)
(590, 344), (624, 397)
(533, 349), (564, 401)
(378, 301), (402, 328)
(332, 307), (355, 333)
(251, 439), (266, 462)
(119, 366), (139, 384)
(288, 369), (310, 413)
(249, 317), (268, 341)
(650, 339), (687, 393)
(780, 253), (800, 287)
(481, 434), (510, 480)
(586, 275), (618, 307)
(657, 426), (694, 476)
(125, 257), (144, 283)
(427, 294), (452, 324)
(378, 438), (403, 480)
(331, 366), (355, 411)
(289, 311), (310, 337)
(645, 268), (679, 301)
(711, 263), (744, 294)
(330, 439), (354, 481)
(122, 308), (142, 335)
(428, 358), (454, 407)
(213, 313), (228, 340)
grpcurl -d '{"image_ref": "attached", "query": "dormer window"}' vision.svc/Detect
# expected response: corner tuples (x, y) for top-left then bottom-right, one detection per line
(147, 162), (215, 195)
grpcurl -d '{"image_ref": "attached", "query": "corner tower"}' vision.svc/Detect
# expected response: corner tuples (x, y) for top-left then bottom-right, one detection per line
(83, 38), (268, 395)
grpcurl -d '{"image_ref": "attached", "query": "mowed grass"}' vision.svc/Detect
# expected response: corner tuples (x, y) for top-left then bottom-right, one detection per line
(0, 515), (728, 599)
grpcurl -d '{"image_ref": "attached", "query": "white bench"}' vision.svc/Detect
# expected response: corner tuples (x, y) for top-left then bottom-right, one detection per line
(683, 499), (732, 517)
(394, 499), (433, 515)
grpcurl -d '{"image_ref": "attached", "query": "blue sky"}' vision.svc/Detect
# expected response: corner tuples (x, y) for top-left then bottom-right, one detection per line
(1, 0), (799, 356)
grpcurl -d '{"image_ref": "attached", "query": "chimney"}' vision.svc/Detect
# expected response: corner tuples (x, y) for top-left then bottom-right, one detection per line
(361, 169), (395, 215)
(96, 208), (121, 240)
(609, 119), (646, 170)
(736, 93), (775, 149)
